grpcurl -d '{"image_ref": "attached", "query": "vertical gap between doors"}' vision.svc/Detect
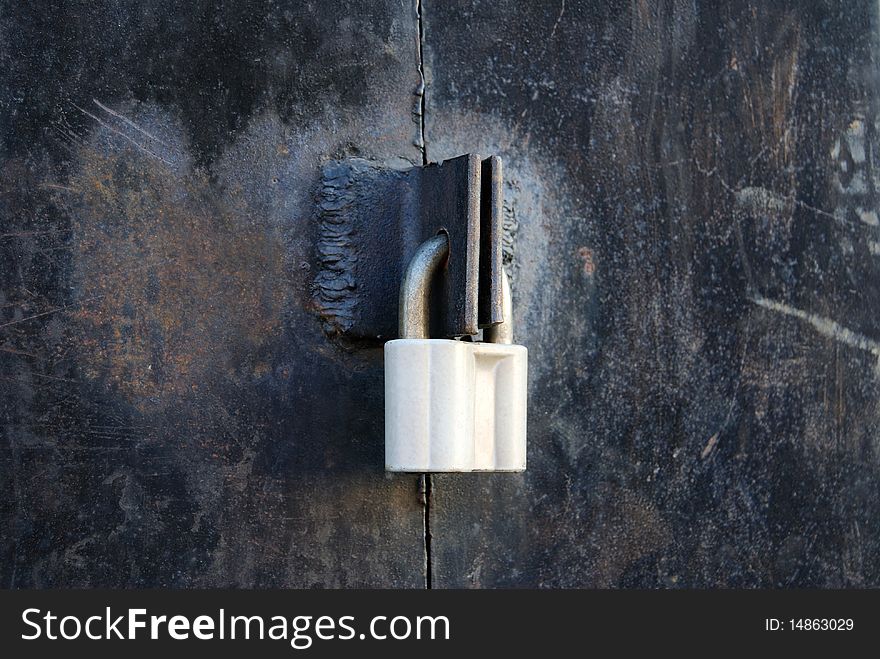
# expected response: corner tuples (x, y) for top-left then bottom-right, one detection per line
(415, 0), (433, 590)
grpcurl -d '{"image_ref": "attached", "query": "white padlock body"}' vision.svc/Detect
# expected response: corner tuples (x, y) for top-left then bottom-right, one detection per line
(471, 342), (528, 471)
(385, 338), (527, 472)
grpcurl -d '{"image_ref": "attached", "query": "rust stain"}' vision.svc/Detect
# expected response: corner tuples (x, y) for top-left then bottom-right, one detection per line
(701, 432), (719, 459)
(577, 246), (595, 276)
(732, 12), (801, 168)
(61, 111), (286, 413)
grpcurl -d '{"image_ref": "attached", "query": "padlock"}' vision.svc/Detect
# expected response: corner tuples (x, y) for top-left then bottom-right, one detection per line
(385, 234), (528, 472)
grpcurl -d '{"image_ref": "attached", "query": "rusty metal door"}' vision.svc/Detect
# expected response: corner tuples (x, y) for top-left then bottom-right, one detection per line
(2, 1), (879, 588)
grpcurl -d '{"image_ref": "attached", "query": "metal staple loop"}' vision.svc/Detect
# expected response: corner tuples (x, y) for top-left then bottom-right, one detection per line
(399, 233), (450, 339)
(398, 232), (513, 343)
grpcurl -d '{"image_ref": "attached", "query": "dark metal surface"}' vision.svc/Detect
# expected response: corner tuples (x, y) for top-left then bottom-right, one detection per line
(425, 0), (880, 587)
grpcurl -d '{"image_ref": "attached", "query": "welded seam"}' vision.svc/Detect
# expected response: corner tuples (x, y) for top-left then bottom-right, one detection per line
(416, 0), (428, 167)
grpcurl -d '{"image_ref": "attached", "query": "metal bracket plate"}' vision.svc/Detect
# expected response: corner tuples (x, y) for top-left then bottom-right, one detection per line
(314, 153), (502, 341)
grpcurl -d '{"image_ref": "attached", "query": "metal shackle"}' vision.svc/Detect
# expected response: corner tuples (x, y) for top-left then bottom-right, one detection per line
(399, 233), (513, 343)
(483, 268), (513, 345)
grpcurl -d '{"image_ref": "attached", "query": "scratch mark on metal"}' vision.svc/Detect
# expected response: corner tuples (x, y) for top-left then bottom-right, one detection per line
(0, 298), (102, 330)
(751, 295), (880, 366)
(696, 160), (839, 221)
(548, 0), (565, 43)
(92, 99), (170, 147)
(71, 103), (172, 165)
(0, 346), (36, 357)
(701, 433), (719, 459)
(0, 228), (68, 239)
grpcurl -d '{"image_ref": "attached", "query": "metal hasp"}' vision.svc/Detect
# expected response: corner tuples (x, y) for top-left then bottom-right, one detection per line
(314, 153), (504, 340)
